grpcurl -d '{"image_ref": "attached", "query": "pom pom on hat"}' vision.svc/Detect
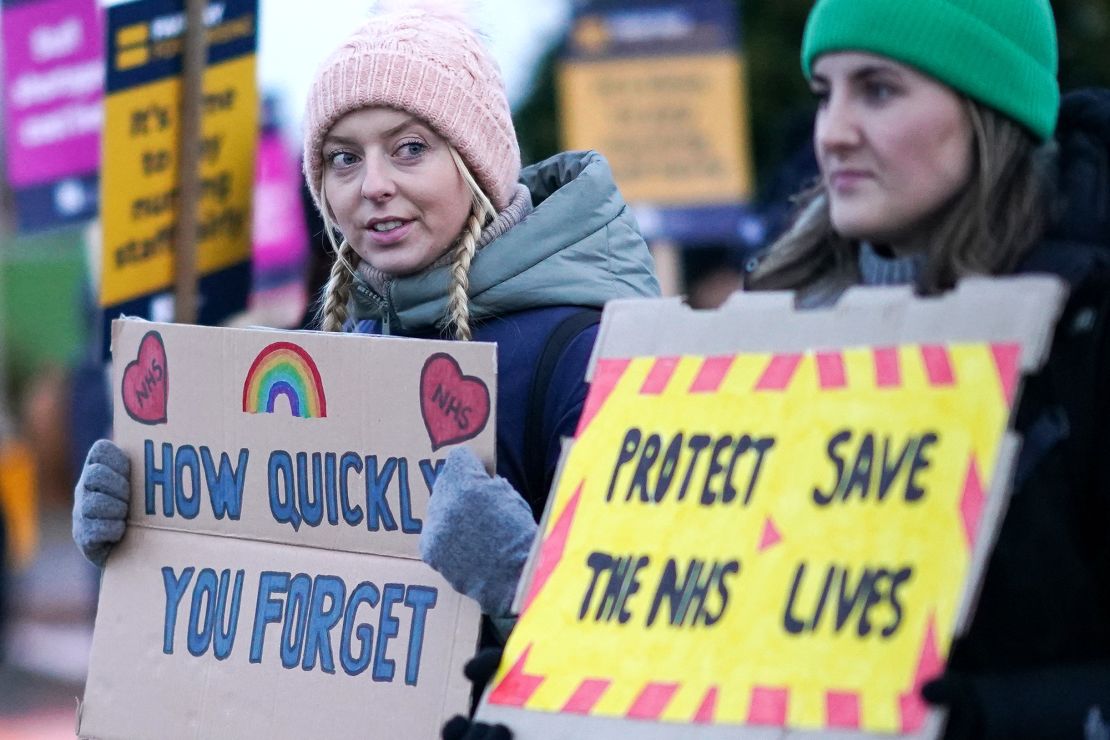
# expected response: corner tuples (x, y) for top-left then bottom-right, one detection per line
(303, 1), (521, 211)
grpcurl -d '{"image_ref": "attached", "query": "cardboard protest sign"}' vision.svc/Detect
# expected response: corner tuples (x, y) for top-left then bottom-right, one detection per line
(558, 0), (755, 242)
(79, 319), (492, 739)
(1, 0), (103, 231)
(98, 0), (257, 351)
(477, 278), (1066, 739)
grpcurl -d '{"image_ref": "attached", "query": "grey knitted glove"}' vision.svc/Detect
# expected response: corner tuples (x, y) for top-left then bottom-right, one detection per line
(421, 447), (538, 617)
(72, 438), (131, 567)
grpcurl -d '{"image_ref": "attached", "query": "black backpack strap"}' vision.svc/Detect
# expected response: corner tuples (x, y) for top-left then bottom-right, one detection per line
(522, 308), (603, 511)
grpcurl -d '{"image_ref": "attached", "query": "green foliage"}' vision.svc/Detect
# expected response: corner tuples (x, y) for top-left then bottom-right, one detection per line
(513, 43), (564, 167)
(1054, 0), (1110, 90)
(737, 0), (812, 188)
(0, 228), (88, 398)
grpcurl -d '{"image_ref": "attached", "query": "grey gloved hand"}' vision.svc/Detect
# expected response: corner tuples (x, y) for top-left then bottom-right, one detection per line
(421, 448), (538, 617)
(72, 438), (131, 567)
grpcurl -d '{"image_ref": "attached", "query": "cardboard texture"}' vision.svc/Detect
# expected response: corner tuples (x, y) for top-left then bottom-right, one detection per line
(477, 277), (1066, 739)
(79, 319), (493, 739)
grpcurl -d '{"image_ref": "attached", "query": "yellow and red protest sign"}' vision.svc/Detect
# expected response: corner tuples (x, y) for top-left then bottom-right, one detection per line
(486, 342), (1021, 734)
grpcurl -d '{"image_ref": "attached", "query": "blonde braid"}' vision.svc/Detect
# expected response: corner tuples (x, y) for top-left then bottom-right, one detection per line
(447, 208), (483, 340)
(316, 187), (360, 332)
(446, 147), (497, 341)
(320, 239), (359, 332)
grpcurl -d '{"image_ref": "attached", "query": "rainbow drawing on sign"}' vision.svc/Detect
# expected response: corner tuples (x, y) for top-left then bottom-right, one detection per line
(242, 342), (327, 418)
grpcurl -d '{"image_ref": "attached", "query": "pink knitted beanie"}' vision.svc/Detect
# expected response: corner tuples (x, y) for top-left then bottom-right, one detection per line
(302, 1), (521, 212)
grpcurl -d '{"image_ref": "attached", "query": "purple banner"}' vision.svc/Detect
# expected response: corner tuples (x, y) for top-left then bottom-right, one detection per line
(2, 0), (103, 228)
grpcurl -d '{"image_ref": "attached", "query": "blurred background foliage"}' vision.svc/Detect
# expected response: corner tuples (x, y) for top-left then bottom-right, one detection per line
(515, 0), (1110, 192)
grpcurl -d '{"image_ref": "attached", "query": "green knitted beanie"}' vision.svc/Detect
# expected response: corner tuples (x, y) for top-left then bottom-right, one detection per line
(801, 0), (1060, 140)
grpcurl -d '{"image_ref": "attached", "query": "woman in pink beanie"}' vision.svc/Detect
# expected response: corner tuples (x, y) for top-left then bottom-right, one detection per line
(72, 0), (658, 623)
(71, 2), (656, 733)
(298, 1), (659, 626)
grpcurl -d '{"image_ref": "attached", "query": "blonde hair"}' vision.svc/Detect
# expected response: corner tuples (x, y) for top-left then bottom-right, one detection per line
(749, 100), (1055, 295)
(315, 145), (496, 338)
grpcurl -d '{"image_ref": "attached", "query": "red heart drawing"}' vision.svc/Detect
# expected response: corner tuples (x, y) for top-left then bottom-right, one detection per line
(122, 331), (168, 425)
(420, 353), (491, 451)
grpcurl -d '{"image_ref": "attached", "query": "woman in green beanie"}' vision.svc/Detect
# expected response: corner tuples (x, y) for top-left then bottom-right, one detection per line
(753, 0), (1060, 297)
(748, 0), (1110, 737)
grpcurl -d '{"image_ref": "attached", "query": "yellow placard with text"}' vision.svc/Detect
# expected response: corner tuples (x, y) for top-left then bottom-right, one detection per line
(100, 55), (255, 306)
(486, 343), (1019, 734)
(558, 52), (754, 206)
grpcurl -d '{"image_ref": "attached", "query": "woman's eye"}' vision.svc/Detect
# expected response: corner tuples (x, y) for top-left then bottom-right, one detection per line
(809, 88), (830, 107)
(327, 150), (358, 169)
(865, 81), (896, 103)
(396, 141), (428, 159)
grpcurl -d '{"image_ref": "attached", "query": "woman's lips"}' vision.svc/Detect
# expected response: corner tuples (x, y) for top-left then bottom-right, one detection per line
(828, 170), (873, 191)
(364, 219), (414, 246)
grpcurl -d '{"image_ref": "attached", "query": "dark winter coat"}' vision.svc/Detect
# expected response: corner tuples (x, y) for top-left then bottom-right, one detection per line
(939, 88), (1110, 739)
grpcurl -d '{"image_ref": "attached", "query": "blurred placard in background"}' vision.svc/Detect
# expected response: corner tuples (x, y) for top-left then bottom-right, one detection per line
(558, 0), (755, 243)
(98, 0), (258, 348)
(0, 0), (104, 232)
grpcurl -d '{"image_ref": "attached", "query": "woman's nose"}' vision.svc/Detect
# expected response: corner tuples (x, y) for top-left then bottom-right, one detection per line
(360, 157), (395, 201)
(815, 93), (860, 154)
